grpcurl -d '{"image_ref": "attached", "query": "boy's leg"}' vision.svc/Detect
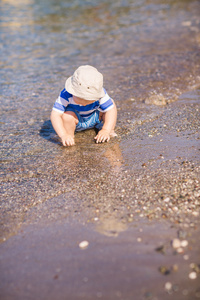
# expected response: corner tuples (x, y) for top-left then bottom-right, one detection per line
(61, 111), (78, 146)
(62, 111), (78, 135)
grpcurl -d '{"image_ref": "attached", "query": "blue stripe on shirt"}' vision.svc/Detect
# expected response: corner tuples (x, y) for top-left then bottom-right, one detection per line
(60, 88), (72, 100)
(53, 102), (65, 112)
(99, 98), (113, 111)
(67, 101), (99, 112)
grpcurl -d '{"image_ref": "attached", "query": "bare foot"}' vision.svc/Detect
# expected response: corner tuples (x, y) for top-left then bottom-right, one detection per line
(61, 134), (75, 146)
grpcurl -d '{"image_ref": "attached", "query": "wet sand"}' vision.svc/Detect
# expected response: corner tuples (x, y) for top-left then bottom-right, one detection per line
(0, 219), (199, 300)
(1, 91), (200, 300)
(1, 0), (200, 299)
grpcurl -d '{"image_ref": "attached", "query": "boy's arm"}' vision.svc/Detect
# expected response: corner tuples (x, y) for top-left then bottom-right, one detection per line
(95, 101), (117, 143)
(50, 110), (75, 146)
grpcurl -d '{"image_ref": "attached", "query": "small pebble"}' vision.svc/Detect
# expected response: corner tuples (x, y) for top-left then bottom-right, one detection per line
(145, 94), (167, 106)
(180, 240), (188, 247)
(183, 254), (189, 260)
(190, 263), (200, 272)
(159, 266), (170, 275)
(165, 282), (172, 291)
(164, 197), (170, 202)
(178, 230), (187, 239)
(79, 241), (89, 249)
(155, 245), (165, 253)
(172, 238), (181, 249)
(173, 207), (178, 212)
(176, 247), (184, 254)
(189, 272), (197, 279)
(192, 211), (199, 217)
(172, 264), (178, 272)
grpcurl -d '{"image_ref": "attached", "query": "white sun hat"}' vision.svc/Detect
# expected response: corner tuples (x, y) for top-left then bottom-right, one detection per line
(65, 65), (105, 101)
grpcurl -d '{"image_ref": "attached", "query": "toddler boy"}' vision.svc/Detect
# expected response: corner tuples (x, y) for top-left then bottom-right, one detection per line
(51, 65), (117, 146)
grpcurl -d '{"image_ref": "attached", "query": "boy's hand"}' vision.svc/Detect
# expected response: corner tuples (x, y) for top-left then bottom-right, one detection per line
(60, 134), (75, 146)
(94, 129), (110, 143)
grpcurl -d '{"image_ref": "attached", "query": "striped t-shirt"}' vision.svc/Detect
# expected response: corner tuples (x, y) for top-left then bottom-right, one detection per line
(52, 88), (114, 117)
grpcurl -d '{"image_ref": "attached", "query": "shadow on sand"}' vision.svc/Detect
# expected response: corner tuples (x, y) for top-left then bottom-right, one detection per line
(39, 120), (60, 145)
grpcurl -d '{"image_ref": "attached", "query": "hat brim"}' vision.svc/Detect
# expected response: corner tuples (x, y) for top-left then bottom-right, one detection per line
(65, 76), (74, 95)
(65, 76), (105, 101)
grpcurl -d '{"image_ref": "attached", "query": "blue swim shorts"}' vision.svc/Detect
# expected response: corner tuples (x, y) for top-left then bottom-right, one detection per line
(65, 108), (103, 132)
